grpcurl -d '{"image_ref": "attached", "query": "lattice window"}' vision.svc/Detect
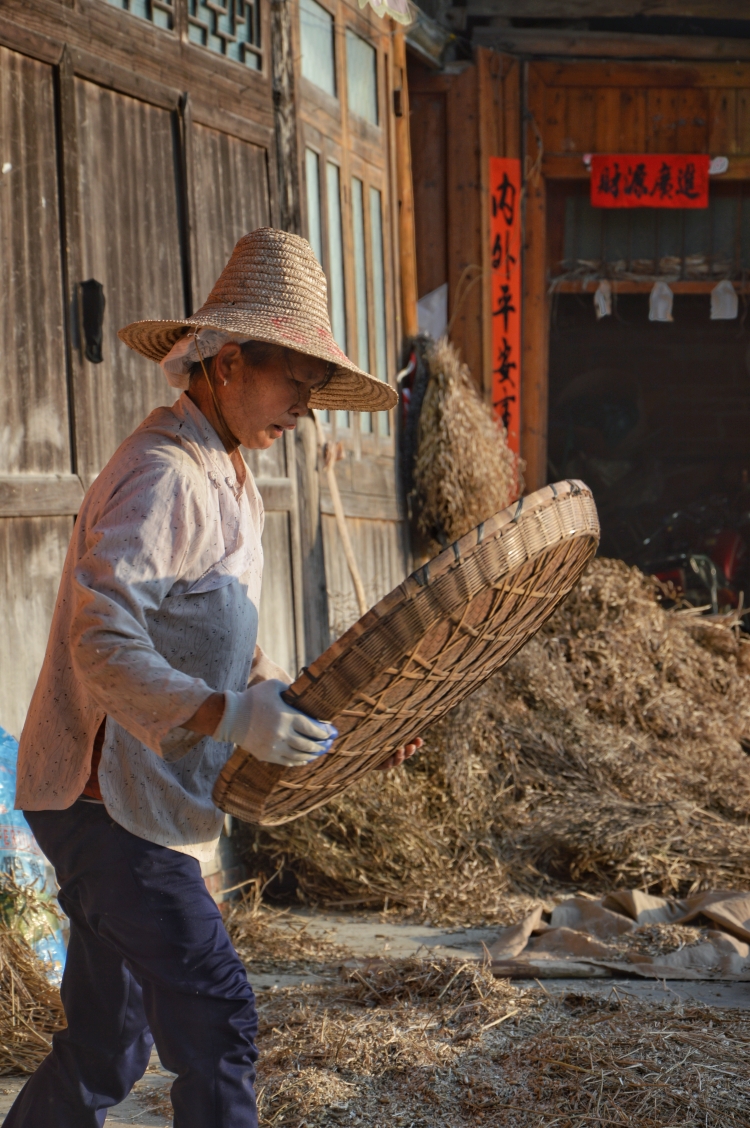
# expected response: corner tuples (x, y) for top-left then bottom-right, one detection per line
(103, 0), (174, 30)
(188, 1), (262, 70)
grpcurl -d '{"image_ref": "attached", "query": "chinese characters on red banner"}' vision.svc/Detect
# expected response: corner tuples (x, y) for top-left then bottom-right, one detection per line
(489, 157), (522, 453)
(590, 154), (710, 208)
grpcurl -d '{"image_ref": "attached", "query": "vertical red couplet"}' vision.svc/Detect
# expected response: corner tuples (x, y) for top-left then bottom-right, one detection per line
(489, 156), (522, 454)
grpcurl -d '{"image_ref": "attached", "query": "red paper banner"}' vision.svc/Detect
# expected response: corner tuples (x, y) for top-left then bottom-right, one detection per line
(489, 156), (522, 453)
(590, 154), (710, 208)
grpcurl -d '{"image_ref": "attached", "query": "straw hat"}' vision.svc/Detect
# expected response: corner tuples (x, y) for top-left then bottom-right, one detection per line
(118, 228), (397, 413)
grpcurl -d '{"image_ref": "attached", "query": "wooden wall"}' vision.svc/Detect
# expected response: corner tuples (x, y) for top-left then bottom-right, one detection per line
(0, 0), (407, 737)
(0, 0), (294, 736)
(408, 50), (520, 399)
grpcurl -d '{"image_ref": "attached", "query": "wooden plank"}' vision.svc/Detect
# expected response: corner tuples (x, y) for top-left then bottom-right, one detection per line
(503, 56), (521, 159)
(446, 61), (483, 388)
(522, 64), (549, 493)
(0, 475), (84, 517)
(71, 78), (184, 486)
(543, 84), (568, 154)
(737, 88), (750, 157)
(256, 478), (295, 511)
(0, 46), (70, 476)
(409, 89), (448, 297)
(320, 489), (400, 521)
(676, 88), (710, 153)
(189, 123), (271, 306)
(564, 87), (596, 154)
(531, 60), (750, 89)
(0, 516), (71, 739)
(393, 29), (418, 337)
(647, 87), (680, 152)
(708, 88), (738, 155)
(69, 46), (181, 110)
(0, 13), (62, 65)
(478, 47), (504, 400)
(595, 87), (620, 154)
(475, 29), (750, 65)
(617, 87), (647, 151)
(271, 0), (301, 234)
(191, 101), (275, 151)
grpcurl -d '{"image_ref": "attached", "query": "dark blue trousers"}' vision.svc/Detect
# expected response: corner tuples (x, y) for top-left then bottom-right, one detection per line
(5, 801), (258, 1127)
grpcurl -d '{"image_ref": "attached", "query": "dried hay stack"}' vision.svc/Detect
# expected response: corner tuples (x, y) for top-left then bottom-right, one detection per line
(412, 337), (520, 547)
(244, 558), (750, 923)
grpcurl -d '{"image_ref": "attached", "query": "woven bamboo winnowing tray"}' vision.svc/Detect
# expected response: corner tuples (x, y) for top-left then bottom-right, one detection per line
(213, 479), (599, 826)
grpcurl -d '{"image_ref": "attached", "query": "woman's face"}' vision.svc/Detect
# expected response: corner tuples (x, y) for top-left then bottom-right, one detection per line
(211, 343), (330, 449)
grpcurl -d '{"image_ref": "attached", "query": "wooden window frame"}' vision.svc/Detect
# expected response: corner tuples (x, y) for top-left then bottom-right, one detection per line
(296, 0), (398, 459)
(91, 0), (270, 78)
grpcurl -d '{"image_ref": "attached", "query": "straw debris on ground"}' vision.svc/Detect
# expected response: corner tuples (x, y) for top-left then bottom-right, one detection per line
(247, 974), (750, 1127)
(242, 557), (750, 924)
(412, 337), (521, 548)
(0, 877), (65, 1074)
(127, 905), (750, 1126)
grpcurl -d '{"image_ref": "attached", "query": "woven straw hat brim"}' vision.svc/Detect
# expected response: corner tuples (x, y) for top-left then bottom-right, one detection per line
(117, 316), (397, 413)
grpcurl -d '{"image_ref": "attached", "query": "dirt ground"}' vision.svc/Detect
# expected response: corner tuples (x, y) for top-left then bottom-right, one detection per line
(2, 909), (750, 1127)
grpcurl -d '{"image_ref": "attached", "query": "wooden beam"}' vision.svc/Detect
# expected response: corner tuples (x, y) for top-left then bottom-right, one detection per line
(0, 13), (62, 64)
(553, 279), (750, 293)
(393, 27), (419, 338)
(531, 59), (750, 87)
(543, 154), (750, 178)
(474, 27), (750, 64)
(271, 0), (302, 234)
(464, 1), (749, 17)
(522, 64), (549, 493)
(0, 475), (84, 518)
(478, 48), (502, 401)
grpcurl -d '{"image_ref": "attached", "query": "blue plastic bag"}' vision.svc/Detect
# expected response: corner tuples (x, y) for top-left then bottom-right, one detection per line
(0, 726), (66, 985)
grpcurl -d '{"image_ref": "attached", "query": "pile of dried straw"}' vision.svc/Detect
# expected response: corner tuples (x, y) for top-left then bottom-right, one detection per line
(0, 928), (64, 1074)
(412, 337), (520, 547)
(244, 558), (750, 924)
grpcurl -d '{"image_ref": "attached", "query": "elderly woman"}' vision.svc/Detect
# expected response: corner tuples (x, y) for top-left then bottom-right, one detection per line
(8, 229), (421, 1128)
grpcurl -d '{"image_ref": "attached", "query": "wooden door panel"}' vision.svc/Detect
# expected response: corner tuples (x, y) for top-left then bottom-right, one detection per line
(0, 517), (71, 738)
(0, 47), (68, 476)
(190, 123), (271, 307)
(73, 78), (185, 484)
(321, 513), (406, 640)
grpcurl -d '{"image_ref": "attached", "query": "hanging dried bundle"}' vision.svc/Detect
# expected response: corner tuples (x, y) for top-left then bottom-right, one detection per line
(413, 337), (521, 547)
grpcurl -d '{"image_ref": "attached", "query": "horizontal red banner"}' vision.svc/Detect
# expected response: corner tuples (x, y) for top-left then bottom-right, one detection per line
(591, 154), (710, 208)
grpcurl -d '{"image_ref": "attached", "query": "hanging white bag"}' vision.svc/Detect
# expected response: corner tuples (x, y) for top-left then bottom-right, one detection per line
(710, 279), (738, 320)
(649, 281), (674, 322)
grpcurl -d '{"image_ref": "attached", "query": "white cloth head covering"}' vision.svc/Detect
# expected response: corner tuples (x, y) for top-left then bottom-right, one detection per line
(160, 329), (251, 389)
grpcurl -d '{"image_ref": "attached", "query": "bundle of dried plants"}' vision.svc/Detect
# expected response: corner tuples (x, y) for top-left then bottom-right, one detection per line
(413, 337), (521, 547)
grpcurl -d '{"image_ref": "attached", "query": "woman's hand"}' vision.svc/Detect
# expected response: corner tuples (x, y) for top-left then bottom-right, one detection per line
(376, 737), (423, 772)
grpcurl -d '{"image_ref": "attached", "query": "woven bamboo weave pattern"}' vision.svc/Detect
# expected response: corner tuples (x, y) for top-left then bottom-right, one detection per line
(213, 480), (600, 825)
